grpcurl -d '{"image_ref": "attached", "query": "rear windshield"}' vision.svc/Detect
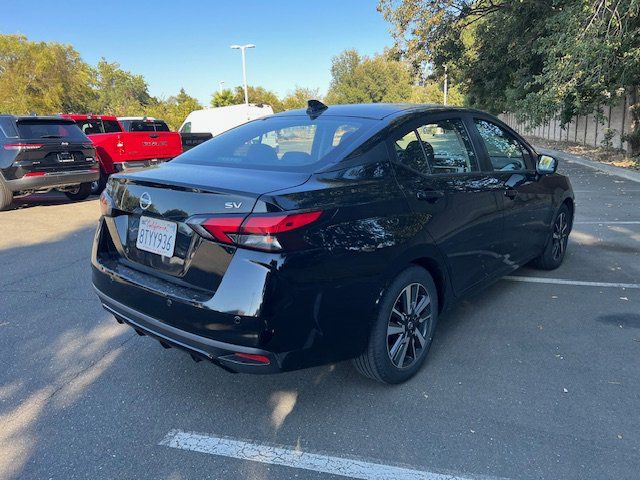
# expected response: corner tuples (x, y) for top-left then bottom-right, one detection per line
(173, 116), (375, 172)
(74, 119), (122, 135)
(16, 120), (89, 141)
(124, 120), (170, 132)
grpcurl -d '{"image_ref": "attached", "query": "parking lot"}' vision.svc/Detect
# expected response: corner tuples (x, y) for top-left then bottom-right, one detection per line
(0, 152), (638, 480)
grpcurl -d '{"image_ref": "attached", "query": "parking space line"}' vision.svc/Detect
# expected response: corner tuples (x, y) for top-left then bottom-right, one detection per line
(504, 276), (640, 289)
(574, 221), (640, 225)
(159, 429), (492, 480)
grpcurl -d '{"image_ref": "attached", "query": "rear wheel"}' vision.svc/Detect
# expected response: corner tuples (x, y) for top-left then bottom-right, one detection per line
(532, 204), (571, 270)
(64, 183), (92, 201)
(0, 176), (13, 211)
(353, 266), (438, 384)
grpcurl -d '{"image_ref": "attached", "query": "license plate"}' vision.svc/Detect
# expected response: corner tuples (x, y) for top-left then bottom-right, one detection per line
(136, 216), (177, 257)
(57, 152), (73, 162)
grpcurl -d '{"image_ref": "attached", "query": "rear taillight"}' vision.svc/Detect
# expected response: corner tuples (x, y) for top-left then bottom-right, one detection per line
(191, 211), (322, 252)
(3, 143), (44, 151)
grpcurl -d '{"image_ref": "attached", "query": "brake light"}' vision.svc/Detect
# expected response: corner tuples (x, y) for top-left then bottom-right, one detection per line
(192, 211), (322, 251)
(4, 143), (44, 151)
(233, 353), (271, 364)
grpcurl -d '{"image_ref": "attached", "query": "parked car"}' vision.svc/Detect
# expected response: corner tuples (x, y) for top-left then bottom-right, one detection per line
(179, 103), (274, 151)
(0, 115), (99, 210)
(92, 102), (574, 383)
(61, 114), (182, 193)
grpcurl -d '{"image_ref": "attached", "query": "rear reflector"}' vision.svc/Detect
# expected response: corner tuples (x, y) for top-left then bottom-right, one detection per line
(193, 211), (322, 251)
(233, 353), (271, 364)
(4, 143), (44, 151)
(24, 171), (46, 177)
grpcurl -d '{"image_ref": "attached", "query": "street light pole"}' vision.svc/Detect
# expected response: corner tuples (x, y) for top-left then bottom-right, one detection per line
(230, 44), (255, 107)
(218, 81), (225, 93)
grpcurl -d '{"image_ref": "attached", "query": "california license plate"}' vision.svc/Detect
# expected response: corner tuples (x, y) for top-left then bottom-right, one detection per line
(136, 216), (177, 257)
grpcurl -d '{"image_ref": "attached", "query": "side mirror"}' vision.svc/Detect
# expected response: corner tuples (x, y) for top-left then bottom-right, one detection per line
(537, 154), (558, 175)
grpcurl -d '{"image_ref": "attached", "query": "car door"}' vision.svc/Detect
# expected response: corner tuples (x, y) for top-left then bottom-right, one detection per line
(470, 117), (554, 268)
(388, 114), (506, 295)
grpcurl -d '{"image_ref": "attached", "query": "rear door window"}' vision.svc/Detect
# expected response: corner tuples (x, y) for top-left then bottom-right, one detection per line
(474, 119), (532, 171)
(417, 119), (478, 173)
(102, 120), (122, 133)
(393, 130), (431, 174)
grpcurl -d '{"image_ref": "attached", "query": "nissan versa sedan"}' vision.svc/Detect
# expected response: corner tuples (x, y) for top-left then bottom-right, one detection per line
(92, 102), (574, 384)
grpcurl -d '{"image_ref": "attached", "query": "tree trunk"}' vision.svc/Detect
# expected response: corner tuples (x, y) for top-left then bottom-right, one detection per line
(627, 86), (640, 156)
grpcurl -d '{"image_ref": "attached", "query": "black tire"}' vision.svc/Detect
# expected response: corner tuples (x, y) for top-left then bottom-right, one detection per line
(353, 265), (438, 384)
(64, 183), (92, 201)
(532, 204), (571, 270)
(0, 176), (13, 211)
(91, 168), (108, 195)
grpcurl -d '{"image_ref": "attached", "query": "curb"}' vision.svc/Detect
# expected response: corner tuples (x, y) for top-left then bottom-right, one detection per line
(535, 147), (640, 184)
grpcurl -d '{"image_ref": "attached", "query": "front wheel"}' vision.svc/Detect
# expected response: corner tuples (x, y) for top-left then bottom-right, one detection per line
(353, 266), (438, 384)
(64, 183), (92, 201)
(532, 204), (571, 270)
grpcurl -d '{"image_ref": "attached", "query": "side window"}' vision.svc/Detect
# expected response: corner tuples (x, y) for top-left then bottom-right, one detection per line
(180, 122), (191, 134)
(393, 130), (430, 174)
(474, 119), (531, 171)
(0, 118), (18, 139)
(417, 119), (478, 173)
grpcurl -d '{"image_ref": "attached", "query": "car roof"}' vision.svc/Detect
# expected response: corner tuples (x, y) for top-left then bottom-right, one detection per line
(272, 103), (482, 120)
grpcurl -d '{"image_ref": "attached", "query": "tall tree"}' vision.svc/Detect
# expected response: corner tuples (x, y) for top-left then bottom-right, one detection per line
(282, 86), (321, 110)
(92, 59), (152, 115)
(379, 0), (640, 154)
(232, 86), (284, 112)
(146, 88), (202, 130)
(325, 50), (413, 104)
(0, 34), (94, 114)
(211, 88), (237, 107)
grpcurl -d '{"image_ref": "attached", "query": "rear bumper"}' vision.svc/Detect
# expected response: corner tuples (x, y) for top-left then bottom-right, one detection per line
(94, 286), (282, 374)
(6, 169), (99, 192)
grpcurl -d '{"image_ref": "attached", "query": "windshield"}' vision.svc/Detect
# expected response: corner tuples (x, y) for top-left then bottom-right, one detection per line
(173, 116), (375, 172)
(16, 120), (89, 141)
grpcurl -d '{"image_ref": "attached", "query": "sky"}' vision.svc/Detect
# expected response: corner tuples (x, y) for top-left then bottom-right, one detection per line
(0, 0), (394, 105)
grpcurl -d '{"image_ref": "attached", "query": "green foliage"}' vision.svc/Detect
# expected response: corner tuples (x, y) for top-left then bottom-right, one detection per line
(326, 49), (413, 104)
(0, 34), (94, 114)
(232, 85), (284, 112)
(146, 88), (202, 131)
(92, 59), (152, 115)
(410, 81), (464, 106)
(379, 0), (640, 154)
(210, 88), (237, 107)
(282, 86), (321, 111)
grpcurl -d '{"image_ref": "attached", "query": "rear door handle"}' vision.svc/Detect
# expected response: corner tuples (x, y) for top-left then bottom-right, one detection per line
(416, 190), (444, 201)
(505, 188), (518, 199)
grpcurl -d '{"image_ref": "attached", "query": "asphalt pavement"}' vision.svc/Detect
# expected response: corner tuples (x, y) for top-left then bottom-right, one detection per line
(0, 153), (638, 480)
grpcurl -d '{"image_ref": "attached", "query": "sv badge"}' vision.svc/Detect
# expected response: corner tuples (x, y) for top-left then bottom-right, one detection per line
(224, 201), (243, 209)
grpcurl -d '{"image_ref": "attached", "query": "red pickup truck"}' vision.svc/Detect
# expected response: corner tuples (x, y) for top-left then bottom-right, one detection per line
(61, 114), (182, 192)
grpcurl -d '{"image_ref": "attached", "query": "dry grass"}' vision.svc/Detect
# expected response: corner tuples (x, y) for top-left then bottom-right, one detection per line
(525, 136), (640, 172)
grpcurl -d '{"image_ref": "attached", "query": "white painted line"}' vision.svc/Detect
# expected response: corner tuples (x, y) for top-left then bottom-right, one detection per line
(159, 429), (491, 480)
(574, 221), (640, 225)
(504, 276), (640, 289)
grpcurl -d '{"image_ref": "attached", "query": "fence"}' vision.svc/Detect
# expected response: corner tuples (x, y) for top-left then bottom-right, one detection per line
(499, 93), (634, 152)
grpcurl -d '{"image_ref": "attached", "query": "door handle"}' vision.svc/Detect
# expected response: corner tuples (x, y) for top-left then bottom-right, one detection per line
(416, 190), (444, 201)
(504, 188), (518, 199)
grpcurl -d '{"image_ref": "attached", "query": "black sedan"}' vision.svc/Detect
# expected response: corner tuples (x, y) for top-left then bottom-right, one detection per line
(92, 101), (574, 384)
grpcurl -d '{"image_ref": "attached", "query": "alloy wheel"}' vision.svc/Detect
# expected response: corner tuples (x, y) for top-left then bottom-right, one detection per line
(387, 283), (432, 369)
(551, 212), (569, 260)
